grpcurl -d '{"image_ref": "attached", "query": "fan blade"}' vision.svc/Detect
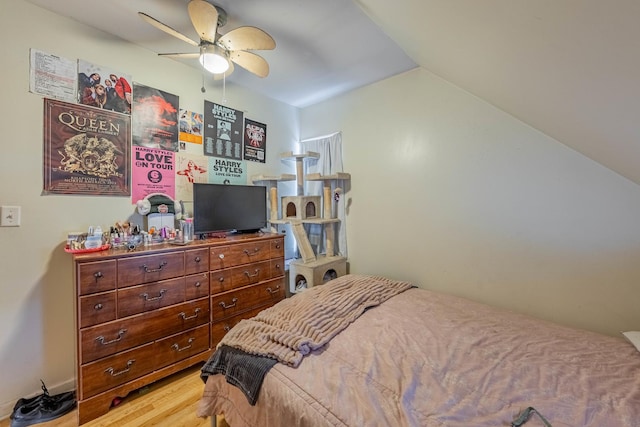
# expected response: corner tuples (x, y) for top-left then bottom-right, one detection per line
(158, 52), (200, 59)
(218, 27), (276, 51)
(187, 0), (219, 44)
(229, 51), (270, 78)
(138, 12), (199, 47)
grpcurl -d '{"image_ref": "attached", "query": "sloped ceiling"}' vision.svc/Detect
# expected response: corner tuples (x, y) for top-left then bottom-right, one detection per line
(355, 0), (640, 186)
(24, 0), (640, 185)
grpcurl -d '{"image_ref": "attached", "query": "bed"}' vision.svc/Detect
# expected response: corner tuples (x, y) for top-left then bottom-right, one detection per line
(197, 274), (640, 427)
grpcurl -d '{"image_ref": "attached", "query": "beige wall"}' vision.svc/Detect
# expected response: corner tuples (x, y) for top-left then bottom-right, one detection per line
(0, 1), (299, 416)
(301, 68), (640, 337)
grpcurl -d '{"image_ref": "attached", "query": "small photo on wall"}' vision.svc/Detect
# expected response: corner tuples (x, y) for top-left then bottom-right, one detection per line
(175, 152), (209, 204)
(179, 109), (204, 154)
(77, 59), (132, 114)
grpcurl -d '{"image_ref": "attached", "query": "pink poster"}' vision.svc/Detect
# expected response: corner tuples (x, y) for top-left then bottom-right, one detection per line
(131, 146), (175, 203)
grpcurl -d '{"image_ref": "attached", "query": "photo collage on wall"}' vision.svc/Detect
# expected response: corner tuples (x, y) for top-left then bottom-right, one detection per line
(35, 49), (267, 209)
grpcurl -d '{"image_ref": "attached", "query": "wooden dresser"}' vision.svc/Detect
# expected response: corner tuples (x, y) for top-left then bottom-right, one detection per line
(71, 233), (285, 424)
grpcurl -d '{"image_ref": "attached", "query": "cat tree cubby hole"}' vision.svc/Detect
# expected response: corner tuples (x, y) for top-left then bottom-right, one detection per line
(290, 255), (348, 292)
(282, 196), (321, 219)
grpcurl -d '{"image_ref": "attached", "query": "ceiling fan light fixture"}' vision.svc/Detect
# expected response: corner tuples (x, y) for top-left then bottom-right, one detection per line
(141, 0), (273, 79)
(199, 45), (230, 74)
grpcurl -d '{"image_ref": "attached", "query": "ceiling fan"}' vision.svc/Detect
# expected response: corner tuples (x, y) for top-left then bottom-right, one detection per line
(139, 0), (275, 78)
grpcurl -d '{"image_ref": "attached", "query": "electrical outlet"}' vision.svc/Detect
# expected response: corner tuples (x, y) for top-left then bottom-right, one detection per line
(1, 206), (21, 227)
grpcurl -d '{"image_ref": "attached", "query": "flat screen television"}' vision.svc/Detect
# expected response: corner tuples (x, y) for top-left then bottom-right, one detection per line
(192, 183), (267, 237)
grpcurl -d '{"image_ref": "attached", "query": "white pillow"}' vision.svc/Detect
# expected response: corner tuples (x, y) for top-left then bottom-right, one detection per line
(622, 331), (640, 353)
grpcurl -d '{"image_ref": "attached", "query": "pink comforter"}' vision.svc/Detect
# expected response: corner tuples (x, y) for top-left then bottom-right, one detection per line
(198, 287), (640, 426)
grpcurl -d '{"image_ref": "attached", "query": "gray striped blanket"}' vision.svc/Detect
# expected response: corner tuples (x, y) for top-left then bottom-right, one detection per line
(218, 274), (415, 367)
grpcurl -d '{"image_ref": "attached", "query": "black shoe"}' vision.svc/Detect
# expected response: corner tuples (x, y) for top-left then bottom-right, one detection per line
(11, 380), (51, 413)
(10, 381), (76, 427)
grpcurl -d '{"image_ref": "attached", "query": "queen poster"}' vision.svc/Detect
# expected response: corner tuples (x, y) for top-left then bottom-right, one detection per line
(43, 98), (131, 196)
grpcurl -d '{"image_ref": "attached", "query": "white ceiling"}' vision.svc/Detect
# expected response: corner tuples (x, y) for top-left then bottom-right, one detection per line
(24, 0), (417, 109)
(24, 0), (640, 186)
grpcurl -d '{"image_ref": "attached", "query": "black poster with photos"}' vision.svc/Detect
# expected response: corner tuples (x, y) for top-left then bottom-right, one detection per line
(203, 101), (243, 160)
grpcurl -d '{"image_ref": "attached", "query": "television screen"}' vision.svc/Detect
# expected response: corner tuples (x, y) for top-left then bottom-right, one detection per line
(192, 183), (267, 236)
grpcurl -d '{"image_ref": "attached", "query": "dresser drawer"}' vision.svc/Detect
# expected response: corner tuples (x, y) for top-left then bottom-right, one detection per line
(270, 257), (285, 278)
(227, 241), (272, 265)
(185, 248), (209, 275)
(79, 291), (116, 328)
(185, 273), (209, 300)
(117, 277), (186, 317)
(155, 324), (210, 369)
(78, 260), (116, 295)
(80, 298), (210, 364)
(270, 238), (284, 258)
(209, 269), (233, 294)
(117, 252), (184, 286)
(209, 245), (231, 271)
(229, 260), (271, 288)
(80, 342), (157, 399)
(211, 306), (266, 348)
(211, 278), (285, 321)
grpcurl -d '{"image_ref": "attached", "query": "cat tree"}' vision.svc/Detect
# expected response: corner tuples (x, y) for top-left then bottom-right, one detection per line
(252, 151), (350, 293)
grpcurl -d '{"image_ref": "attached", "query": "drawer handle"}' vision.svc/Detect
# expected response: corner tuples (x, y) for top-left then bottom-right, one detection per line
(266, 286), (280, 295)
(217, 276), (225, 282)
(179, 308), (201, 320)
(218, 254), (225, 259)
(94, 303), (103, 310)
(244, 269), (260, 278)
(244, 248), (260, 256)
(105, 359), (135, 377)
(219, 298), (238, 309)
(223, 324), (231, 332)
(275, 244), (281, 249)
(142, 261), (167, 273)
(96, 329), (127, 345)
(140, 289), (167, 301)
(194, 281), (201, 288)
(94, 272), (103, 280)
(194, 256), (201, 263)
(171, 338), (195, 352)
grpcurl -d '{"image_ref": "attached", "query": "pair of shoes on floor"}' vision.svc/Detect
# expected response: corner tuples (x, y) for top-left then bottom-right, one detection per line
(10, 380), (76, 427)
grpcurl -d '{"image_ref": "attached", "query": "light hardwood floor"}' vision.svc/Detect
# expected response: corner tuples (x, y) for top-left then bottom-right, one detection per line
(0, 365), (226, 427)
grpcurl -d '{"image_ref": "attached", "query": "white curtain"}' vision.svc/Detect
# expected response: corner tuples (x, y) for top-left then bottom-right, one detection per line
(301, 132), (348, 257)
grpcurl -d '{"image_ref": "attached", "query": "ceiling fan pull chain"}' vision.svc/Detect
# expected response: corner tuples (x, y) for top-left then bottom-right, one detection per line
(222, 74), (227, 104)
